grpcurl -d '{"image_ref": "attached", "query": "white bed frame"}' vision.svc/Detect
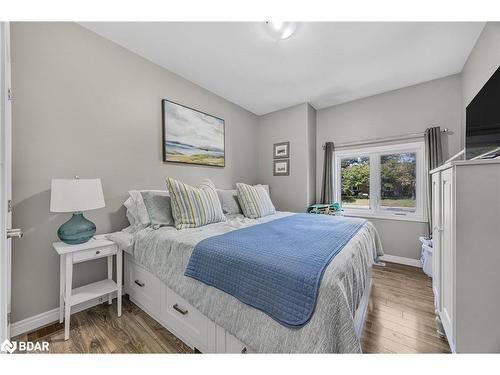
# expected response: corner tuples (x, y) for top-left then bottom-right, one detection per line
(124, 252), (372, 353)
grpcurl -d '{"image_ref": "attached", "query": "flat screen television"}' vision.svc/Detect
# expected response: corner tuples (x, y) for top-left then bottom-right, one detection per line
(466, 65), (500, 159)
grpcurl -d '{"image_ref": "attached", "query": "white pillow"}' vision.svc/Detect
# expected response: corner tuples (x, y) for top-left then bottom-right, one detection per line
(127, 190), (151, 226)
(123, 197), (138, 227)
(256, 184), (270, 197)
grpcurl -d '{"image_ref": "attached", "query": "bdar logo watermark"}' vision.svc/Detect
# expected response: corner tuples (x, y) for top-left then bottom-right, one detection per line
(1, 339), (49, 353)
(1, 339), (16, 353)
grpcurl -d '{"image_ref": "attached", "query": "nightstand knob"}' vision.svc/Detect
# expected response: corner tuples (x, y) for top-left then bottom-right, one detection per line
(96, 250), (101, 255)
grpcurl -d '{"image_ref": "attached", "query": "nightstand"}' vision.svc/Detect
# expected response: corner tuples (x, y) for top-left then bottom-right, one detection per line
(53, 234), (122, 340)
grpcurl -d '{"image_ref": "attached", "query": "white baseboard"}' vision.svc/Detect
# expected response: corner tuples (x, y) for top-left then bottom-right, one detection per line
(379, 254), (422, 268)
(10, 291), (122, 338)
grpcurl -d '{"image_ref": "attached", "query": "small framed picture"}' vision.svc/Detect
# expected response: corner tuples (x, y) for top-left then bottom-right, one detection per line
(273, 141), (290, 159)
(273, 159), (290, 176)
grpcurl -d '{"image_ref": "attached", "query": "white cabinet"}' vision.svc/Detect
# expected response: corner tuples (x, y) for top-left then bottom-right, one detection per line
(440, 167), (454, 345)
(430, 159), (500, 353)
(431, 172), (441, 313)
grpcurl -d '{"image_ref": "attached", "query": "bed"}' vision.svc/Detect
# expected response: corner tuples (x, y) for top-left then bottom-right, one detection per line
(110, 210), (383, 353)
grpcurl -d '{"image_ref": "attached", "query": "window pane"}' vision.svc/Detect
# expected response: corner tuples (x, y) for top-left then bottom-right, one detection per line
(380, 152), (416, 212)
(341, 156), (370, 209)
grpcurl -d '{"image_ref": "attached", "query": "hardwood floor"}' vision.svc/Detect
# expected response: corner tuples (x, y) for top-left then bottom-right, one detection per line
(15, 299), (192, 354)
(361, 262), (450, 353)
(15, 262), (450, 353)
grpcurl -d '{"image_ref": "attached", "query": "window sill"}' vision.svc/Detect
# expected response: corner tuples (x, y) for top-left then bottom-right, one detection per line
(342, 211), (428, 223)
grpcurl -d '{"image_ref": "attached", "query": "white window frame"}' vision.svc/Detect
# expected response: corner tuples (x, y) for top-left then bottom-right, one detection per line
(334, 141), (427, 222)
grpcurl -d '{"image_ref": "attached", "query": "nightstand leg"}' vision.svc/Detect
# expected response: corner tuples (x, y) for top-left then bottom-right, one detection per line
(64, 254), (73, 341)
(59, 254), (65, 323)
(117, 249), (122, 317)
(107, 255), (113, 305)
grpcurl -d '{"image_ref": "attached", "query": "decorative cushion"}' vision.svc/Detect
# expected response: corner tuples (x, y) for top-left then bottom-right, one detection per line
(166, 178), (226, 229)
(236, 182), (276, 219)
(140, 191), (174, 228)
(217, 189), (242, 215)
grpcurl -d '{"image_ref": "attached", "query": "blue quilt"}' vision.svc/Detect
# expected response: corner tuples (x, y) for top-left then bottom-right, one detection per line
(184, 213), (366, 327)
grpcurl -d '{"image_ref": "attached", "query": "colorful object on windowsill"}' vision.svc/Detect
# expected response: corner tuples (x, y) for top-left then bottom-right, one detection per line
(307, 202), (343, 216)
(50, 177), (105, 245)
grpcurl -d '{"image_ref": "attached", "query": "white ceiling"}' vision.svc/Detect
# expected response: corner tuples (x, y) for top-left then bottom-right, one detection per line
(81, 22), (484, 115)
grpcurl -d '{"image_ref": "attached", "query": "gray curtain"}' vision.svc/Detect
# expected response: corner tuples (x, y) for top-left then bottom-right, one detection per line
(320, 142), (335, 204)
(425, 127), (443, 235)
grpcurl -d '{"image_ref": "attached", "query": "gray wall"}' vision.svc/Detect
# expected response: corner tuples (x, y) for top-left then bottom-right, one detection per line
(258, 103), (316, 212)
(462, 22), (500, 120)
(316, 75), (463, 259)
(307, 104), (317, 206)
(10, 22), (259, 323)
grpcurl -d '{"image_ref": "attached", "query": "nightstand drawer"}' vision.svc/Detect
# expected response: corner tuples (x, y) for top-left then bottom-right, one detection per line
(72, 246), (116, 264)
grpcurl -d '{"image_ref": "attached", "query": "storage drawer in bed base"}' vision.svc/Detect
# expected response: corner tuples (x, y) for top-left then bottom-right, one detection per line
(124, 253), (252, 353)
(124, 252), (370, 353)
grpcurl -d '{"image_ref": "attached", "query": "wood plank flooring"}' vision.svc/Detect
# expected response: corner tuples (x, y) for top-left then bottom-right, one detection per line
(361, 262), (450, 353)
(15, 262), (450, 353)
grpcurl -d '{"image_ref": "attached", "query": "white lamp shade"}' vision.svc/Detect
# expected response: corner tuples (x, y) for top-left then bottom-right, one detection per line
(50, 178), (105, 213)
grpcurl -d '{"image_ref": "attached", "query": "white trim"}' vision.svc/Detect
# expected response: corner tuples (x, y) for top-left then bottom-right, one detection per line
(10, 291), (123, 338)
(0, 21), (12, 343)
(379, 254), (422, 268)
(343, 211), (428, 223)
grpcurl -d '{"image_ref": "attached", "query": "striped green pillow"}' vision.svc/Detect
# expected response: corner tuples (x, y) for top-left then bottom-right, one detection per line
(166, 178), (226, 229)
(236, 183), (276, 219)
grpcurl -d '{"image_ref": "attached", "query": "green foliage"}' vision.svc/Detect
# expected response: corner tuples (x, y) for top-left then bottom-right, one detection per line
(380, 154), (416, 199)
(341, 161), (369, 197)
(341, 153), (416, 202)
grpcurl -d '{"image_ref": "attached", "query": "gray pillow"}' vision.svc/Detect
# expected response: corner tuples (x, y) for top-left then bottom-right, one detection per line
(140, 191), (174, 228)
(217, 189), (242, 215)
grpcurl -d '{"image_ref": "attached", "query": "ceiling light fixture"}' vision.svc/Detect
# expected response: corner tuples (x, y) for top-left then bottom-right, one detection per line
(265, 22), (298, 40)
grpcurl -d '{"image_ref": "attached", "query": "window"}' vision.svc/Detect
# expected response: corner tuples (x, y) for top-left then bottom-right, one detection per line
(334, 141), (425, 222)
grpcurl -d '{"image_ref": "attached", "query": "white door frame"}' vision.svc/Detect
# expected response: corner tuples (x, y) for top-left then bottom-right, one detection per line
(0, 21), (12, 343)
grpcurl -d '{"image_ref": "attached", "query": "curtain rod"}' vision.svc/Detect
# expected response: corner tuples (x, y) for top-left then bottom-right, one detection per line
(322, 128), (451, 150)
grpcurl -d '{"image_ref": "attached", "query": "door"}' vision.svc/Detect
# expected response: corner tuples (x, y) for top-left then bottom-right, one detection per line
(431, 171), (442, 313)
(440, 168), (454, 344)
(1, 22), (21, 342)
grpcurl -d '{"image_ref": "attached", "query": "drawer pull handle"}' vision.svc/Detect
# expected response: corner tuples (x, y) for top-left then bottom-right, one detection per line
(173, 303), (188, 315)
(96, 250), (101, 255)
(134, 280), (145, 287)
(241, 347), (247, 354)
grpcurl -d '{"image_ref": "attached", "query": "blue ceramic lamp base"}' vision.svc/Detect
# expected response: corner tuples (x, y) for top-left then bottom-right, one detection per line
(57, 212), (96, 245)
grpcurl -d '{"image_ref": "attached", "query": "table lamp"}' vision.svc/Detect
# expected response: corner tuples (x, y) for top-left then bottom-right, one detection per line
(50, 177), (105, 244)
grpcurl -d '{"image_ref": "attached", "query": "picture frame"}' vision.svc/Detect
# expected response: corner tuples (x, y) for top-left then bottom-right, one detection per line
(162, 99), (225, 167)
(273, 141), (290, 159)
(273, 159), (290, 176)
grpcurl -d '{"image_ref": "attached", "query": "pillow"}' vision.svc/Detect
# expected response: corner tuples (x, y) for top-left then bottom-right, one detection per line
(166, 178), (226, 229)
(125, 191), (151, 227)
(140, 191), (174, 228)
(217, 189), (242, 215)
(236, 182), (276, 219)
(256, 184), (270, 197)
(123, 197), (138, 227)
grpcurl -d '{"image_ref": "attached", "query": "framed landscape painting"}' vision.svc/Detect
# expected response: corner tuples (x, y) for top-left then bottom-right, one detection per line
(273, 159), (290, 176)
(162, 100), (225, 167)
(273, 141), (290, 159)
